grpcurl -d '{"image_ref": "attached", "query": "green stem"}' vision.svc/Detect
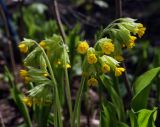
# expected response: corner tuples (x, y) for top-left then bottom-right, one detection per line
(33, 42), (63, 127)
(63, 46), (73, 127)
(72, 76), (86, 126)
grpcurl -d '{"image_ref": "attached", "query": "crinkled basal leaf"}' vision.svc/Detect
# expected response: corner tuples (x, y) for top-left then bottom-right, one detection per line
(24, 47), (42, 66)
(131, 67), (160, 111)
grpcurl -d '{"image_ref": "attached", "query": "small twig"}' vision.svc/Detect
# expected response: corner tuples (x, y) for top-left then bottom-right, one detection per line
(52, 0), (66, 43)
(115, 0), (122, 18)
(0, 112), (5, 127)
(0, 5), (17, 83)
(122, 63), (132, 97)
(18, 0), (25, 39)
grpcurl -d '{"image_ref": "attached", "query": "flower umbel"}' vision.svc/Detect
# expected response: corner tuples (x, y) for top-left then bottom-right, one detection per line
(115, 67), (125, 77)
(87, 53), (97, 64)
(18, 43), (28, 53)
(77, 41), (89, 54)
(87, 78), (98, 87)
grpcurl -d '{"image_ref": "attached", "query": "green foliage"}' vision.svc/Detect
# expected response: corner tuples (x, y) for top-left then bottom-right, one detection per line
(129, 108), (157, 127)
(131, 67), (160, 111)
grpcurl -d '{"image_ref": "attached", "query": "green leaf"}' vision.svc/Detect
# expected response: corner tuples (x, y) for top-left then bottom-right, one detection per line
(137, 108), (157, 127)
(100, 75), (125, 121)
(131, 67), (160, 111)
(100, 101), (117, 127)
(128, 110), (139, 127)
(115, 122), (129, 127)
(129, 108), (157, 127)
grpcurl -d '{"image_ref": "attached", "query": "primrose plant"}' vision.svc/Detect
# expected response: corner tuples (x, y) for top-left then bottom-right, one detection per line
(17, 18), (153, 127)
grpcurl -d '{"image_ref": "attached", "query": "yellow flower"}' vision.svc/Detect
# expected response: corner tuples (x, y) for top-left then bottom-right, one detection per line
(87, 53), (97, 64)
(137, 23), (146, 38)
(66, 64), (71, 68)
(56, 60), (62, 65)
(18, 43), (28, 53)
(20, 70), (28, 78)
(115, 55), (124, 62)
(24, 76), (30, 84)
(101, 41), (114, 54)
(128, 42), (135, 49)
(39, 41), (46, 48)
(22, 97), (32, 107)
(87, 78), (98, 87)
(43, 72), (48, 77)
(138, 27), (146, 38)
(128, 36), (137, 48)
(77, 41), (89, 54)
(102, 64), (110, 73)
(115, 67), (125, 77)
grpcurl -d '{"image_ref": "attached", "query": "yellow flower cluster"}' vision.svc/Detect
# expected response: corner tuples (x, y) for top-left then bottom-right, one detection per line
(77, 41), (89, 54)
(76, 18), (146, 87)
